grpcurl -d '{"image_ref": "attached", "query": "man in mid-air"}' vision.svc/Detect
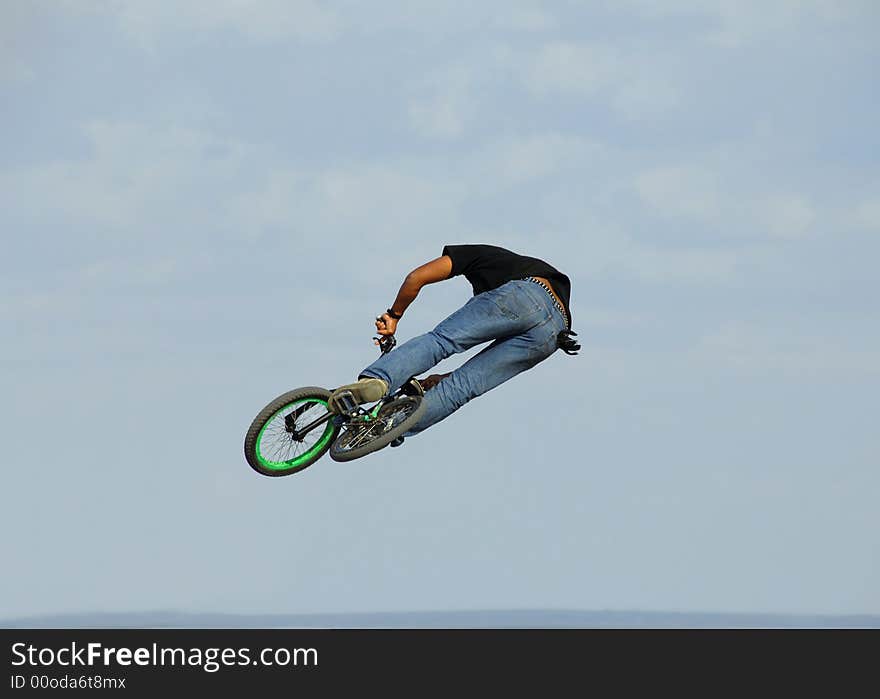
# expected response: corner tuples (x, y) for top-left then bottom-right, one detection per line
(328, 244), (579, 443)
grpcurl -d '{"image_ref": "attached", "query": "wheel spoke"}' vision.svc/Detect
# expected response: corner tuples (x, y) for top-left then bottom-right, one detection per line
(334, 398), (417, 454)
(257, 400), (330, 466)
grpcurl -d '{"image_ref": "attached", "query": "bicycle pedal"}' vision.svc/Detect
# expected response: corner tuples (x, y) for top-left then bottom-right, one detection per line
(331, 390), (361, 417)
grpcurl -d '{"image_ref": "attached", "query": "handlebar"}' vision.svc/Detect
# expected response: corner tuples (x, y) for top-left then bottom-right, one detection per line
(374, 334), (397, 354)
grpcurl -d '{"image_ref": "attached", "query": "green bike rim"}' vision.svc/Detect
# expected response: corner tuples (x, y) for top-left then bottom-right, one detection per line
(255, 399), (335, 471)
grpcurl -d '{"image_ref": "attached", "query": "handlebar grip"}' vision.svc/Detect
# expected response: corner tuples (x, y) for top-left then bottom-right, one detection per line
(375, 334), (397, 354)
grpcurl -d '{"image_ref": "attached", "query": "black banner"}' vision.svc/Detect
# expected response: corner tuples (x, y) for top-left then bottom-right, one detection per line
(2, 629), (876, 693)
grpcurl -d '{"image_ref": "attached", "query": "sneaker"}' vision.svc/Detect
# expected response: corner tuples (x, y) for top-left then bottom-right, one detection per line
(327, 377), (388, 413)
(400, 376), (425, 397)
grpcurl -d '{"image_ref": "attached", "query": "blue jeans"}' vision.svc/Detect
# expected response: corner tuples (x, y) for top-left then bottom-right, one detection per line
(360, 279), (568, 437)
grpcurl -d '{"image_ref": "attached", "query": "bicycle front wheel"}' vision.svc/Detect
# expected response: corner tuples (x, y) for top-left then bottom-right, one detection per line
(244, 387), (338, 477)
(329, 395), (425, 462)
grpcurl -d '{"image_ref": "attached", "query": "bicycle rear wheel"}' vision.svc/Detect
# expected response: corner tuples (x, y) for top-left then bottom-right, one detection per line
(329, 395), (425, 462)
(244, 387), (338, 477)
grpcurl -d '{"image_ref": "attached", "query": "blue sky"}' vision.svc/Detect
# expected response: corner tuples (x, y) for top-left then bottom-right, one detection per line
(2, 1), (878, 619)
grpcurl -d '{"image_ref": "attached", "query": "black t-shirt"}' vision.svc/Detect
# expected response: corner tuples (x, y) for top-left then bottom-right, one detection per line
(442, 244), (572, 327)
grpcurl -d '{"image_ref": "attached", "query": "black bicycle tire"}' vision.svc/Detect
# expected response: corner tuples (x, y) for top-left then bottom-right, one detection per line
(329, 395), (426, 462)
(244, 386), (338, 477)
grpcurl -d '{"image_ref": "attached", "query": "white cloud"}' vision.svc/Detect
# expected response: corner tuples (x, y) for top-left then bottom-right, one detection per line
(228, 169), (310, 238)
(702, 1), (808, 47)
(408, 97), (469, 140)
(404, 43), (518, 141)
(523, 41), (620, 97)
(326, 1), (558, 38)
(693, 321), (880, 377)
(496, 208), (747, 287)
(634, 162), (823, 241)
(407, 65), (475, 140)
(635, 166), (721, 220)
(0, 59), (34, 84)
(0, 292), (58, 319)
(2, 118), (599, 259)
(518, 40), (681, 120)
(79, 257), (182, 287)
(853, 197), (880, 232)
(616, 0), (869, 47)
(62, 0), (340, 47)
(0, 106), (852, 306)
(318, 166), (446, 233)
(229, 161), (466, 255)
(492, 134), (599, 185)
(612, 77), (680, 121)
(702, 0), (870, 47)
(0, 2), (39, 84)
(0, 120), (254, 229)
(576, 309), (656, 329)
(618, 246), (741, 284)
(497, 6), (557, 32)
(212, 127), (868, 293)
(759, 194), (815, 239)
(60, 0), (560, 50)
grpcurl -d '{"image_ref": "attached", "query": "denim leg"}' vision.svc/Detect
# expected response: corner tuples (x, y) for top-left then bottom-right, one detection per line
(359, 282), (544, 394)
(357, 280), (566, 438)
(401, 313), (561, 436)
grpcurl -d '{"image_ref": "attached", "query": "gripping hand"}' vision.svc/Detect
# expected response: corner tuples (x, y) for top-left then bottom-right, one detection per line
(557, 330), (581, 356)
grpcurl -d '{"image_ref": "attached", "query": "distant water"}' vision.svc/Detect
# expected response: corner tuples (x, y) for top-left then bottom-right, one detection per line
(3, 610), (879, 629)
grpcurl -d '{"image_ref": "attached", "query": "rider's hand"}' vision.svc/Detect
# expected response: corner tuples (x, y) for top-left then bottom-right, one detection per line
(374, 313), (398, 337)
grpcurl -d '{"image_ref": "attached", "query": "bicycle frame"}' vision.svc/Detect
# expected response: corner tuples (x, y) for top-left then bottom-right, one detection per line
(289, 332), (399, 442)
(289, 396), (389, 442)
(245, 332), (413, 475)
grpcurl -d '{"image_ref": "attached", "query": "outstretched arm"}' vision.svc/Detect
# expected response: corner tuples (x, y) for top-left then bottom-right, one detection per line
(375, 255), (453, 336)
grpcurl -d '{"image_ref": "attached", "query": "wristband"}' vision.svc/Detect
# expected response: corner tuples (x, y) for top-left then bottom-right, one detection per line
(386, 307), (403, 320)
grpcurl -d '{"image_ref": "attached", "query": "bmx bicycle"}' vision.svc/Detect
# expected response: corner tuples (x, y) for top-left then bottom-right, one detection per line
(243, 334), (426, 477)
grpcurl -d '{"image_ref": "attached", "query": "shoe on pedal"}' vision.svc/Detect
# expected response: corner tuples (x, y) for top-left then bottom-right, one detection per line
(327, 377), (388, 413)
